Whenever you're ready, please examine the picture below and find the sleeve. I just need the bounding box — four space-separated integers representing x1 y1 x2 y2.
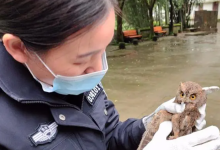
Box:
105 98 146 150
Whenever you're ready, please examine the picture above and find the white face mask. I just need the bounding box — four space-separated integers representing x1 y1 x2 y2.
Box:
26 52 108 95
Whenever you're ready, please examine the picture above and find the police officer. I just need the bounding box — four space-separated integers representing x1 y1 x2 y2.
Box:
0 1 219 150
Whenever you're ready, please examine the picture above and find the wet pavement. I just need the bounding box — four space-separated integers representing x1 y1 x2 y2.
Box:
104 28 220 129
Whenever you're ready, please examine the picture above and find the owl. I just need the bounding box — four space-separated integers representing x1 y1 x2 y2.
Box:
169 81 206 139
137 81 207 150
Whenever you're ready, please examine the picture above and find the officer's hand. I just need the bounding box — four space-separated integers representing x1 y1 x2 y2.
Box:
143 121 220 150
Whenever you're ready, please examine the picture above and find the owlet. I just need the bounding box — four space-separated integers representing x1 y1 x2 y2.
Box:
137 81 207 150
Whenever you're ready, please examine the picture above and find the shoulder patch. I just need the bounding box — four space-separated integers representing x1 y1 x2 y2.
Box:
85 84 103 106
99 82 108 97
30 122 58 146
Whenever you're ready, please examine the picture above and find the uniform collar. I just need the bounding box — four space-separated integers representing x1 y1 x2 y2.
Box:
0 42 72 106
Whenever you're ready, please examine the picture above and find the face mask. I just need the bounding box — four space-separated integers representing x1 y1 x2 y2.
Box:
26 52 108 95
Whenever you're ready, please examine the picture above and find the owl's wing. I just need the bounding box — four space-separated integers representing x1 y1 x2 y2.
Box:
202 86 220 95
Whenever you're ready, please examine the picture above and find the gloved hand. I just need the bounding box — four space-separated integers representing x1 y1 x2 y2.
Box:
153 86 220 130
143 121 220 150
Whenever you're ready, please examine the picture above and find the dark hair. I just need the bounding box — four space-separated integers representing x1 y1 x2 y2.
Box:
0 0 118 52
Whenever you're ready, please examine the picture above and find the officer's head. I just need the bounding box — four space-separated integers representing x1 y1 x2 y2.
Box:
1 0 117 85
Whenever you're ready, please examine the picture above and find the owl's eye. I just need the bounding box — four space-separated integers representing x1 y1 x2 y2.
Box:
190 94 196 100
180 92 184 98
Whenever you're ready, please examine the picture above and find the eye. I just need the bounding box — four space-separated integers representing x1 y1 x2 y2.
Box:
180 92 184 98
190 94 196 100
74 63 82 65
74 62 87 66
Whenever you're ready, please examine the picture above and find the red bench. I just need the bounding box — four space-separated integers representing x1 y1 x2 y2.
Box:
154 26 166 35
123 30 142 42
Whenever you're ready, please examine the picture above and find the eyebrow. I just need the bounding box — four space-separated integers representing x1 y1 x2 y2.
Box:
77 49 101 58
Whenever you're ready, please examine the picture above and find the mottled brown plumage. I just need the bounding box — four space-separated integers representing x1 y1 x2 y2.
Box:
137 81 207 150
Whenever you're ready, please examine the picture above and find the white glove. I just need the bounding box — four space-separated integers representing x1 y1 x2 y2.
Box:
203 86 220 94
155 97 186 114
153 86 219 130
144 121 220 150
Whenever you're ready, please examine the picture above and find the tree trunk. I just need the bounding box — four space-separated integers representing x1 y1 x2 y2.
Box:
169 0 174 34
186 1 193 27
116 0 126 43
155 7 158 25
149 8 154 38
144 0 156 38
180 9 183 32
182 7 186 29
158 4 161 26
165 0 169 25
116 15 123 43
186 17 190 28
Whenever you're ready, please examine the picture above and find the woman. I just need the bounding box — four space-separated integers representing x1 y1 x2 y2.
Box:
0 1 219 150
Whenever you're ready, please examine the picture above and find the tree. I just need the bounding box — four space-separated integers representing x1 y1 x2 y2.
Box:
143 0 157 38
123 0 150 29
157 3 161 26
173 0 181 23
156 0 167 26
164 0 170 25
183 0 201 28
173 0 202 28
169 0 174 34
116 0 126 43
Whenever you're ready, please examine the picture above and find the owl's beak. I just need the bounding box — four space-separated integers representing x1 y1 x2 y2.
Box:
182 98 187 103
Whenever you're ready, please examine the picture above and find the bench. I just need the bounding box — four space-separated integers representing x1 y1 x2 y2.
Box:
154 26 166 36
123 30 142 42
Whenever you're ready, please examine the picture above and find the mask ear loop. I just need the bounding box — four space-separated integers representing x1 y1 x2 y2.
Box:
35 53 57 77
102 52 108 70
23 48 56 78
25 63 40 81
22 46 41 81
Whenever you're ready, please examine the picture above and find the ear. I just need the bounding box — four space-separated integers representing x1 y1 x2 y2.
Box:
2 34 29 63
180 82 183 87
179 82 184 89
180 82 187 92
